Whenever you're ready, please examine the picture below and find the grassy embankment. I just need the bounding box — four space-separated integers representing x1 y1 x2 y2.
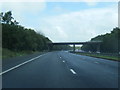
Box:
2 48 40 59
73 52 120 61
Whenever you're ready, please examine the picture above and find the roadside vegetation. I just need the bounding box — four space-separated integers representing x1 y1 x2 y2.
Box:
79 27 120 61
73 52 119 61
1 11 71 59
2 48 39 59
81 27 120 53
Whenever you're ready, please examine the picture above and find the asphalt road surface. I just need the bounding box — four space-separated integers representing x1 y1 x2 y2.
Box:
2 51 119 88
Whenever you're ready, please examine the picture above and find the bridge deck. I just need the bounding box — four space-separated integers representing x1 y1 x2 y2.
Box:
48 41 102 45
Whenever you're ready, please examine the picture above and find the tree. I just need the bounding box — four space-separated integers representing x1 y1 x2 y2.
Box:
2 11 52 52
2 11 13 24
0 12 3 23
81 27 120 53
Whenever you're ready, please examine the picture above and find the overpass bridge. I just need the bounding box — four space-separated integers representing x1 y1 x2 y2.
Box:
47 41 102 52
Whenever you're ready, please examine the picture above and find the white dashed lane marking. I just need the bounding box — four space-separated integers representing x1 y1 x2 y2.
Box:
62 61 65 63
70 69 77 74
94 62 99 64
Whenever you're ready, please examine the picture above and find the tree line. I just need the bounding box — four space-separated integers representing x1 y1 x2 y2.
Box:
1 11 51 52
1 11 71 52
81 27 120 53
2 23 52 51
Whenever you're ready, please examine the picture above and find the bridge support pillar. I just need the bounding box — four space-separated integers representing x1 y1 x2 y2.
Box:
73 44 75 52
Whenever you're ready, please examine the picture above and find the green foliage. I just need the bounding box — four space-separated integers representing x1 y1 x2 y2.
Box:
2 11 13 24
0 11 19 25
2 48 37 59
1 11 52 52
2 23 52 52
81 27 120 53
74 52 119 61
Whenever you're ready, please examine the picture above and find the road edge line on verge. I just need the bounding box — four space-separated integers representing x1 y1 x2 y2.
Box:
0 53 47 75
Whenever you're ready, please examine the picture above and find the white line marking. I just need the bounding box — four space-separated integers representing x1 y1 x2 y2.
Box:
0 54 45 75
70 69 77 74
62 60 65 63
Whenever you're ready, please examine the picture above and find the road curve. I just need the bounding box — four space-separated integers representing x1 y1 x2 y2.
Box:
2 51 119 88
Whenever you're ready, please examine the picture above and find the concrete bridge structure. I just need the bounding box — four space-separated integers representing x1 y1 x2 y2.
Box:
48 41 102 52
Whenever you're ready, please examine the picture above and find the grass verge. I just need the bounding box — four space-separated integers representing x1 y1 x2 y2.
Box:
2 48 40 59
72 52 120 61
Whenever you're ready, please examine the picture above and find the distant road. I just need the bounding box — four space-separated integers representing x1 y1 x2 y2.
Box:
2 51 119 88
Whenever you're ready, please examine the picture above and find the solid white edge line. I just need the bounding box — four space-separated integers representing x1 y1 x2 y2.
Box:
70 69 77 74
0 54 45 75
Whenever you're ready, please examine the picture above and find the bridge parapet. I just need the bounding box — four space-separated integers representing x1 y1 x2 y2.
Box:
48 41 102 45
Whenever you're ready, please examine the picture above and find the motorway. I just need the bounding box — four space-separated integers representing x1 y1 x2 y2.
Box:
2 51 119 88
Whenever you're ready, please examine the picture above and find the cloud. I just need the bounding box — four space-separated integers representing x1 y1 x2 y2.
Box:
0 1 117 42
39 6 117 42
0 2 46 27
83 0 118 6
45 0 118 2
1 2 46 14
55 26 68 39
0 0 118 2
83 0 99 6
0 0 45 2
53 6 63 12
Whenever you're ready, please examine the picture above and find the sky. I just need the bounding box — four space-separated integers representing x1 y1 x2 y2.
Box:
0 0 118 42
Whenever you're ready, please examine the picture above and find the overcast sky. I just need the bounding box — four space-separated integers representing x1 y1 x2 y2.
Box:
0 0 118 42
